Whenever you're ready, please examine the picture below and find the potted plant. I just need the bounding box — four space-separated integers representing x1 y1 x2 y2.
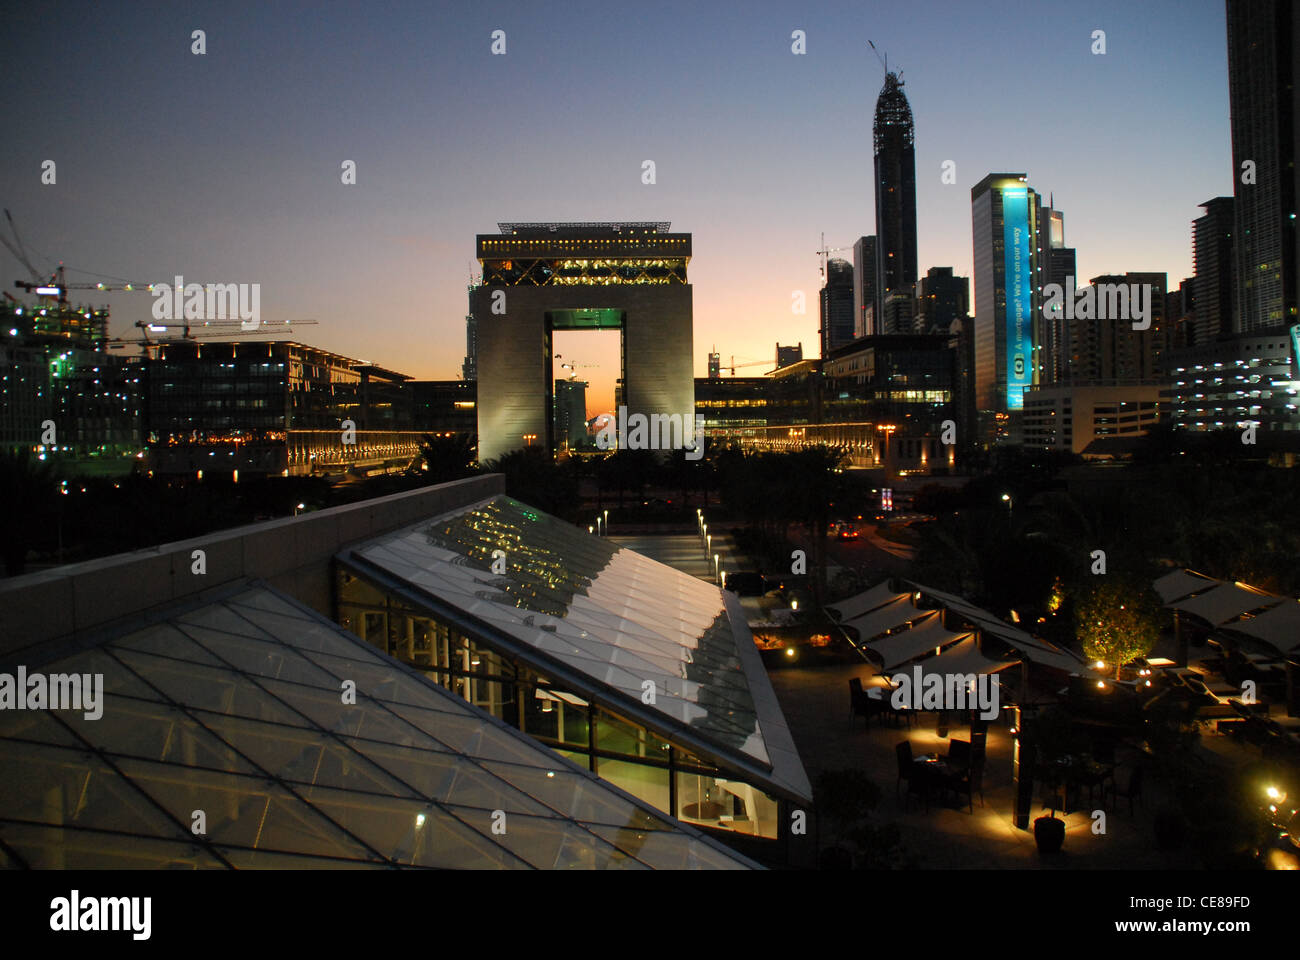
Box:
1034 790 1066 855
1028 709 1080 855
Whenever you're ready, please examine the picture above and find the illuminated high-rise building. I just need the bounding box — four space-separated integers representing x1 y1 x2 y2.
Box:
971 174 1043 436
1038 202 1076 384
873 72 918 331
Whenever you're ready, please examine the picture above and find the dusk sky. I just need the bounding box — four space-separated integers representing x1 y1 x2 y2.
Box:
2 1 1230 411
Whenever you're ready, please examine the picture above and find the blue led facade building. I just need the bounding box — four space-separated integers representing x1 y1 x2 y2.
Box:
971 174 1044 439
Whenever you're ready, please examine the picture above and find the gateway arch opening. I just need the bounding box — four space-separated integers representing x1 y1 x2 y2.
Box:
474 223 694 462
550 315 624 456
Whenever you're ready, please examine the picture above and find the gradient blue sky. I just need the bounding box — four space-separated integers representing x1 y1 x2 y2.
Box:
1 0 1231 409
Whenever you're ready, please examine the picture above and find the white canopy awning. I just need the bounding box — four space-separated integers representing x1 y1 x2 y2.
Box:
865 612 972 670
904 579 1086 673
1153 568 1218 604
842 596 923 642
826 582 908 623
909 637 1017 680
1220 599 1300 655
1169 582 1281 626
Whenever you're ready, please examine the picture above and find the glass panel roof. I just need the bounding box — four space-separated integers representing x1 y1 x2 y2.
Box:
349 496 770 765
0 584 755 870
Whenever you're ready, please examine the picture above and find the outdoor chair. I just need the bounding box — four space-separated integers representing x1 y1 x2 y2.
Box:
947 739 971 773
848 678 873 729
905 758 932 811
1107 764 1144 815
895 741 914 797
952 760 984 812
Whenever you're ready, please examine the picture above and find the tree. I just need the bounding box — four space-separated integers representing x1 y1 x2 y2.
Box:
479 447 579 518
418 433 478 484
1075 577 1161 679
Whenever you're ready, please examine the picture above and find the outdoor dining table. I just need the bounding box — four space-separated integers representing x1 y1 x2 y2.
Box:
1041 755 1114 812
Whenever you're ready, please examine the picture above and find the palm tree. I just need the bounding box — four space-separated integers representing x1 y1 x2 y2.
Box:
417 432 478 483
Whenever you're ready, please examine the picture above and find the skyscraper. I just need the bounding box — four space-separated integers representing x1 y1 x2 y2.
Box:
873 72 918 331
553 377 588 451
1193 197 1237 345
819 257 856 356
915 267 970 336
1226 0 1299 333
1039 202 1076 385
971 174 1043 429
1065 272 1168 382
852 235 876 338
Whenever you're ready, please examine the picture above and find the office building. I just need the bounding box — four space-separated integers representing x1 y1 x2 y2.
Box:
852 236 877 338
1193 197 1238 345
1 300 141 465
1061 273 1168 382
1023 382 1165 455
1227 0 1299 333
819 257 856 356
553 377 588 451
474 223 693 461
874 72 918 328
972 174 1043 436
915 267 969 336
143 341 442 477
1163 331 1300 432
1038 203 1076 385
880 288 916 336
775 343 803 370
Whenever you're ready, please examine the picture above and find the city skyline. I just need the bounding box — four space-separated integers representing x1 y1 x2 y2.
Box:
1 0 1231 403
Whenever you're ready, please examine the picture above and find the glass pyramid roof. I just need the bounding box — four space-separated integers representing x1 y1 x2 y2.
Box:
348 496 774 766
0 585 757 870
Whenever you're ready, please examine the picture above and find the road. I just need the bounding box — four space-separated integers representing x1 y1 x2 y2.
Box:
788 523 916 589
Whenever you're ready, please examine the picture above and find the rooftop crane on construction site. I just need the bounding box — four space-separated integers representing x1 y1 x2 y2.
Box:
3 209 317 346
726 356 775 376
816 232 852 282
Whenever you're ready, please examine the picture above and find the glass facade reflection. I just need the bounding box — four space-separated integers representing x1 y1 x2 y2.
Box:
337 561 783 840
0 585 756 870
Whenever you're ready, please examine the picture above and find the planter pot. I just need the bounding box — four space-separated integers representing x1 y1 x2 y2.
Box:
1034 814 1065 855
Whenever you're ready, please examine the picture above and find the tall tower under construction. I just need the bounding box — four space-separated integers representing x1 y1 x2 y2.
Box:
873 70 918 333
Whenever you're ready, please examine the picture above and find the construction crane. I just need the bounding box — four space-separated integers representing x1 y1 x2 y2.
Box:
816 232 852 282
727 356 775 376
3 211 317 345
